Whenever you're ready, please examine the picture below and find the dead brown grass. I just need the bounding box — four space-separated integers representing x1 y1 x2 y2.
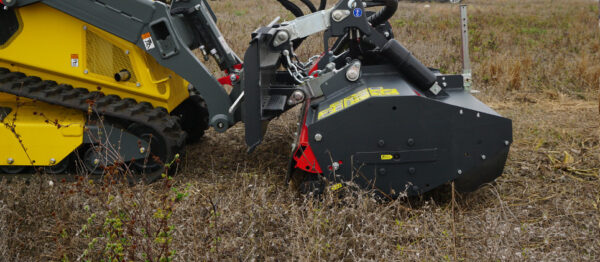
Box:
1 0 599 260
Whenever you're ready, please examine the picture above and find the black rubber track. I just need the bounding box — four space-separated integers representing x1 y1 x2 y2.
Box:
0 67 187 182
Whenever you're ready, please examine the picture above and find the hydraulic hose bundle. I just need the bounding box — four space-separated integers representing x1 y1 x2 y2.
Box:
276 0 326 16
276 0 305 17
368 0 398 26
276 0 399 50
276 0 398 25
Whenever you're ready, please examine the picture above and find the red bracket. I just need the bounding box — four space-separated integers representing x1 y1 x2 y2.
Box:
292 100 322 174
218 63 243 86
218 75 238 86
307 53 325 78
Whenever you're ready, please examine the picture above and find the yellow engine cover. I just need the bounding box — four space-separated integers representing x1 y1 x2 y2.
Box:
0 94 84 166
0 3 189 112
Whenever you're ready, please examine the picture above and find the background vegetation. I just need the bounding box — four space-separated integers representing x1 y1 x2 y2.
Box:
1 0 599 260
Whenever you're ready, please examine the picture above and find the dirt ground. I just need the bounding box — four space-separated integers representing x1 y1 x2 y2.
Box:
1 0 599 261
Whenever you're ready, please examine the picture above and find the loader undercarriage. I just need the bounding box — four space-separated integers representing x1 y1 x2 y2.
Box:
0 68 189 180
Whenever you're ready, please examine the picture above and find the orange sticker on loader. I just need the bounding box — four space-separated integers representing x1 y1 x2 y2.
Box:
141 32 155 50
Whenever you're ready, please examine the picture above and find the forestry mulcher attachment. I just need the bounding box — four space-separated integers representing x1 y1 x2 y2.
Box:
0 0 512 196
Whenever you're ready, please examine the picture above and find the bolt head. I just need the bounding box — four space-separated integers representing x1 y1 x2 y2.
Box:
332 162 340 171
314 133 323 142
83 69 89 74
7 158 14 165
477 112 481 118
276 31 289 42
459 109 464 115
457 169 463 175
332 10 344 21
217 122 225 129
50 158 56 165
346 70 359 81
347 0 357 8
377 140 385 147
346 62 361 82
136 82 141 87
289 90 305 104
378 168 386 175
332 11 341 18
140 147 146 154
504 140 510 146
407 138 415 147
481 155 486 160
408 167 416 175
229 74 237 82
93 159 100 166
292 91 304 100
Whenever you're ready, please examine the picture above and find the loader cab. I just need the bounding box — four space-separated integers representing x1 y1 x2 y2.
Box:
0 8 20 47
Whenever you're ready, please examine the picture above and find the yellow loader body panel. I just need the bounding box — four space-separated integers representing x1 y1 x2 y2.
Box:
0 93 84 166
0 3 189 112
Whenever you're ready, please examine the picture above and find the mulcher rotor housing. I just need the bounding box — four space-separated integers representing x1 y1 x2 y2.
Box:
0 0 512 196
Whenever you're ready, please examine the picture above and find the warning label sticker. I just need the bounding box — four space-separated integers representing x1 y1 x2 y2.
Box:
70 54 79 67
368 86 400 97
343 89 370 108
380 154 393 160
141 32 155 50
317 87 401 120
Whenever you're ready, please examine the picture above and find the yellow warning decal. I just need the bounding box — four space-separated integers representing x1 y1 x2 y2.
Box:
317 87 401 120
317 100 345 120
368 86 400 96
343 89 370 107
330 183 343 191
381 154 393 160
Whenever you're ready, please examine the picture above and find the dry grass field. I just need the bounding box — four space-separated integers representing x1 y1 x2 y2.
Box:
1 0 599 261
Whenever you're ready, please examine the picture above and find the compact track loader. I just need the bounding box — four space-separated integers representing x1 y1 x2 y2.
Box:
0 0 512 196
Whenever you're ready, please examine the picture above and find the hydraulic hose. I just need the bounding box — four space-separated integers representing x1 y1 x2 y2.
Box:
299 0 317 13
332 0 398 53
381 39 437 91
318 0 327 10
367 0 398 26
277 0 305 18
